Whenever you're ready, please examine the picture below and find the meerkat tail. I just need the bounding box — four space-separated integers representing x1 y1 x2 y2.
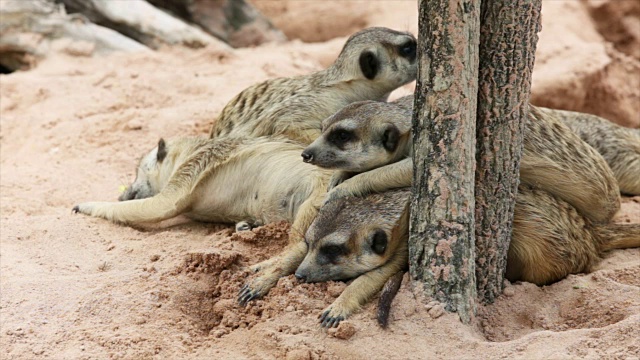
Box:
377 270 405 328
598 224 640 251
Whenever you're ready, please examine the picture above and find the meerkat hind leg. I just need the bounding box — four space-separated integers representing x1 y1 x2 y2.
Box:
73 191 189 224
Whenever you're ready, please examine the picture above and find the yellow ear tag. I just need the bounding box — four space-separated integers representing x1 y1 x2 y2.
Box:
118 185 128 193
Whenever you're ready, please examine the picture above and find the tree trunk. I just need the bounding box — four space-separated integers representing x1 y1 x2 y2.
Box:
409 0 480 324
474 0 541 303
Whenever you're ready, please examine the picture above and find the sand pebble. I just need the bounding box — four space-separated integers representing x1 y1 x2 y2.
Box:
328 322 356 340
503 287 515 297
428 304 445 319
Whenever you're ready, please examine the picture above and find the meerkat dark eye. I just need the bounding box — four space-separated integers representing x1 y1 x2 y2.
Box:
328 129 355 148
371 229 388 255
398 40 416 61
320 245 345 261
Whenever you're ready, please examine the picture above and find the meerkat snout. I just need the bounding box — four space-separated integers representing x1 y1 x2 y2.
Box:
301 150 314 163
294 270 307 282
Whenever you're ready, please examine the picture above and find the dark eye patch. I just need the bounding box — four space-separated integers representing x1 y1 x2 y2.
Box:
328 128 355 149
371 229 388 255
320 244 346 263
398 40 416 60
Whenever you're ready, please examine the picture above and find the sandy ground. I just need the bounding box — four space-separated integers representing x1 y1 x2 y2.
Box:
2 1 640 359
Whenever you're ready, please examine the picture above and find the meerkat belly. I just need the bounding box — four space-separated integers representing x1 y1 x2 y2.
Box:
186 150 319 225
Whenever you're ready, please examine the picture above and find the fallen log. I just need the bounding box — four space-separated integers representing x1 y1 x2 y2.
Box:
147 0 287 47
0 0 148 71
57 0 229 49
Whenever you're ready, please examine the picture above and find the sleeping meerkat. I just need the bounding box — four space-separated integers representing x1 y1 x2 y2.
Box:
295 189 410 328
543 108 640 195
302 98 626 224
300 186 640 328
209 27 418 145
73 136 331 226
73 136 333 302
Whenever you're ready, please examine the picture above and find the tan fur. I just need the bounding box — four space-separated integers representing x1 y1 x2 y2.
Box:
305 99 623 224
521 106 620 224
75 137 331 226
209 27 418 145
74 137 333 301
307 185 639 327
538 107 640 195
296 189 410 327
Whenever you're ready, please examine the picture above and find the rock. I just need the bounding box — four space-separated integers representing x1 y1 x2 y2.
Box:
328 321 356 340
428 304 445 319
503 286 515 297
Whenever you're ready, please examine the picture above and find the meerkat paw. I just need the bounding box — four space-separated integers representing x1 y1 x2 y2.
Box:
238 274 278 306
235 221 252 232
319 305 351 328
72 202 107 217
323 187 349 205
328 171 352 190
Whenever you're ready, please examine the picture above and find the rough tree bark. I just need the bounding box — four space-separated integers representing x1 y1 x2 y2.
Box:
474 0 542 303
409 0 480 324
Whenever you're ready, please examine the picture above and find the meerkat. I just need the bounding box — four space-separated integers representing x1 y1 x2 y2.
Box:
294 189 410 328
537 107 640 195
73 136 329 226
299 186 640 328
208 27 418 145
302 99 625 224
73 136 332 302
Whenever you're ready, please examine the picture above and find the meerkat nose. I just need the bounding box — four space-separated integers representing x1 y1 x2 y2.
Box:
301 151 314 163
294 272 307 282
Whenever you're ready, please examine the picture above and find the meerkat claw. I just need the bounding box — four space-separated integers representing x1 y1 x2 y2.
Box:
237 286 258 306
319 309 344 328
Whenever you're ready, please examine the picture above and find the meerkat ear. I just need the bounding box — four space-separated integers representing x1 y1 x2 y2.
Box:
382 123 400 152
371 229 388 255
359 50 379 80
157 138 167 162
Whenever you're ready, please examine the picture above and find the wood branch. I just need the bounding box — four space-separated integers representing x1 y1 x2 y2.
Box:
409 0 480 324
57 0 229 49
0 0 148 71
474 0 542 304
147 0 286 47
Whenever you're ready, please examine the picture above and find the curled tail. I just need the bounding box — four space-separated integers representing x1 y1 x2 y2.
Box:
598 224 640 251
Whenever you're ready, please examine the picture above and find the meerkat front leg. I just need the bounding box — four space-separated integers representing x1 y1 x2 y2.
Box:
319 242 408 328
328 170 353 190
239 181 326 305
324 158 412 205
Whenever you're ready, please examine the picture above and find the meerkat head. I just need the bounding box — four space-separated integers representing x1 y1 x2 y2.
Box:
295 189 410 283
118 138 185 201
331 27 417 90
301 100 412 171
